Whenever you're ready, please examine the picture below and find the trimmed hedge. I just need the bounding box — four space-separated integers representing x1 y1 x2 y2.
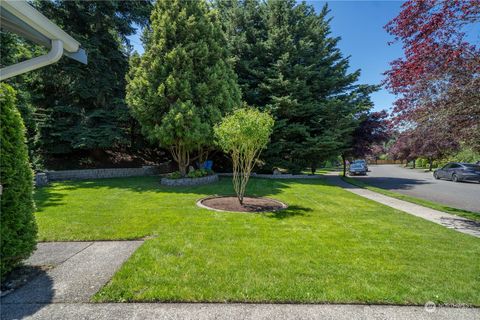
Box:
0 83 37 279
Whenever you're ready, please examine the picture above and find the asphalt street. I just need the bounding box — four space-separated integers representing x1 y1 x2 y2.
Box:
349 165 480 213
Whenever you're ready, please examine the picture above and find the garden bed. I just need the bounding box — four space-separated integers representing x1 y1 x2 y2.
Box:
161 174 218 187
197 196 287 212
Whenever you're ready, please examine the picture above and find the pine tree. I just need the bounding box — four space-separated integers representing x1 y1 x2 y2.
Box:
215 0 269 107
218 0 376 172
28 0 151 156
126 0 241 175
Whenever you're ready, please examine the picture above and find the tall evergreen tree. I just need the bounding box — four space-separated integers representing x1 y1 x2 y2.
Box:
0 32 42 168
218 0 376 172
0 84 37 279
27 0 151 156
126 0 241 175
215 0 269 107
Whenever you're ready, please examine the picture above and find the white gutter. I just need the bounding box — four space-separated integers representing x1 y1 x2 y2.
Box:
1 0 80 53
0 40 63 81
0 0 87 81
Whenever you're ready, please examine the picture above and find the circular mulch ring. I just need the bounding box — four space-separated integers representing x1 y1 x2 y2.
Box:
197 196 287 213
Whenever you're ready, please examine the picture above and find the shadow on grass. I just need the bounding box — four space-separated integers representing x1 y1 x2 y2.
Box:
263 204 313 219
34 176 330 219
34 185 78 209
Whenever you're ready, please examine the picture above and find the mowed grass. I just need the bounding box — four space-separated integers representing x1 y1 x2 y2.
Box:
34 177 480 305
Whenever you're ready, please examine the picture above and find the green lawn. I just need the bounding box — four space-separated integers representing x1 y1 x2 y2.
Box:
341 175 480 222
34 177 480 305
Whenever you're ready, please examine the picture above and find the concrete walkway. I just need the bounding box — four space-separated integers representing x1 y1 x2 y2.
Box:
1 241 142 307
325 174 480 238
1 302 478 320
2 229 479 319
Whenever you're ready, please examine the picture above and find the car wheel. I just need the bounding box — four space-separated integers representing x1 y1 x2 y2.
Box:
433 172 439 180
452 174 459 182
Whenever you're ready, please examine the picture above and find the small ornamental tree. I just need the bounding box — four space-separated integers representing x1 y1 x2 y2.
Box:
0 84 37 279
214 108 274 205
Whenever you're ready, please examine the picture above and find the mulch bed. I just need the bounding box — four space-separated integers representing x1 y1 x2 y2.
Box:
200 196 287 213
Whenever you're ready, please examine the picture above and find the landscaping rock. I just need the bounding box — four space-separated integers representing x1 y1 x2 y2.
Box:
161 174 219 187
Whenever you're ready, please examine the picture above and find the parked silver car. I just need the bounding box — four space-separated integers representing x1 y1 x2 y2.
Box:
352 159 368 172
433 162 480 183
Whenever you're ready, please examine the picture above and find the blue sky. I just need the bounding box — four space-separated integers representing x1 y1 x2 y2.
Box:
311 1 404 112
128 1 405 112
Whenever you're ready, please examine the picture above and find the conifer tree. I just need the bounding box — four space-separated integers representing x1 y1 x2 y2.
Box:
127 0 241 175
0 84 37 279
218 0 376 172
28 0 151 155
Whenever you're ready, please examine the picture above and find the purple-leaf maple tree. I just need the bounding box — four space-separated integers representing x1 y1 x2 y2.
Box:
351 110 391 159
385 0 480 151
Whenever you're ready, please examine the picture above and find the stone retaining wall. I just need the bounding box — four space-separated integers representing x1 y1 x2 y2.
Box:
218 173 323 179
161 174 219 187
35 165 162 187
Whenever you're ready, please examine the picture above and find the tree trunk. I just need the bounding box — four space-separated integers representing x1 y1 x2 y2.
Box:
342 154 346 177
170 144 190 177
311 163 316 175
429 158 433 171
179 163 187 176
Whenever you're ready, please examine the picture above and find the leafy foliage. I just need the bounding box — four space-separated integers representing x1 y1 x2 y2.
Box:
350 111 390 159
127 0 241 175
215 108 274 204
187 169 214 179
0 84 37 279
0 32 43 169
388 124 460 170
385 0 480 151
167 169 214 179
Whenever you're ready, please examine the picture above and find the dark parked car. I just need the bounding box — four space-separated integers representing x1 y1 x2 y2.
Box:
434 162 480 183
348 163 367 176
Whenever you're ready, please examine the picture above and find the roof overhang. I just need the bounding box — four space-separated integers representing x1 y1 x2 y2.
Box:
0 0 87 80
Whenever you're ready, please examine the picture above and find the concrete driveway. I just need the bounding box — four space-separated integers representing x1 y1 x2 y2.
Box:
349 165 480 213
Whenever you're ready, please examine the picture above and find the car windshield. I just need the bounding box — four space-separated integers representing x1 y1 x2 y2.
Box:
463 164 480 170
351 164 364 168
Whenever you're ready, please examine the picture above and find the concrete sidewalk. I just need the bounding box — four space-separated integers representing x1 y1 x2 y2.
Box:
1 241 143 305
325 174 480 238
1 302 478 320
2 230 478 319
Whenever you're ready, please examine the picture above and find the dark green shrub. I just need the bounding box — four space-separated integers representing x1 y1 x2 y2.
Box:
0 83 37 279
168 168 214 179
186 171 197 178
186 168 212 178
167 171 182 179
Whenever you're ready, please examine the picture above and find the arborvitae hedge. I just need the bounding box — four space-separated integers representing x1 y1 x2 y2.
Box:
0 83 37 279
